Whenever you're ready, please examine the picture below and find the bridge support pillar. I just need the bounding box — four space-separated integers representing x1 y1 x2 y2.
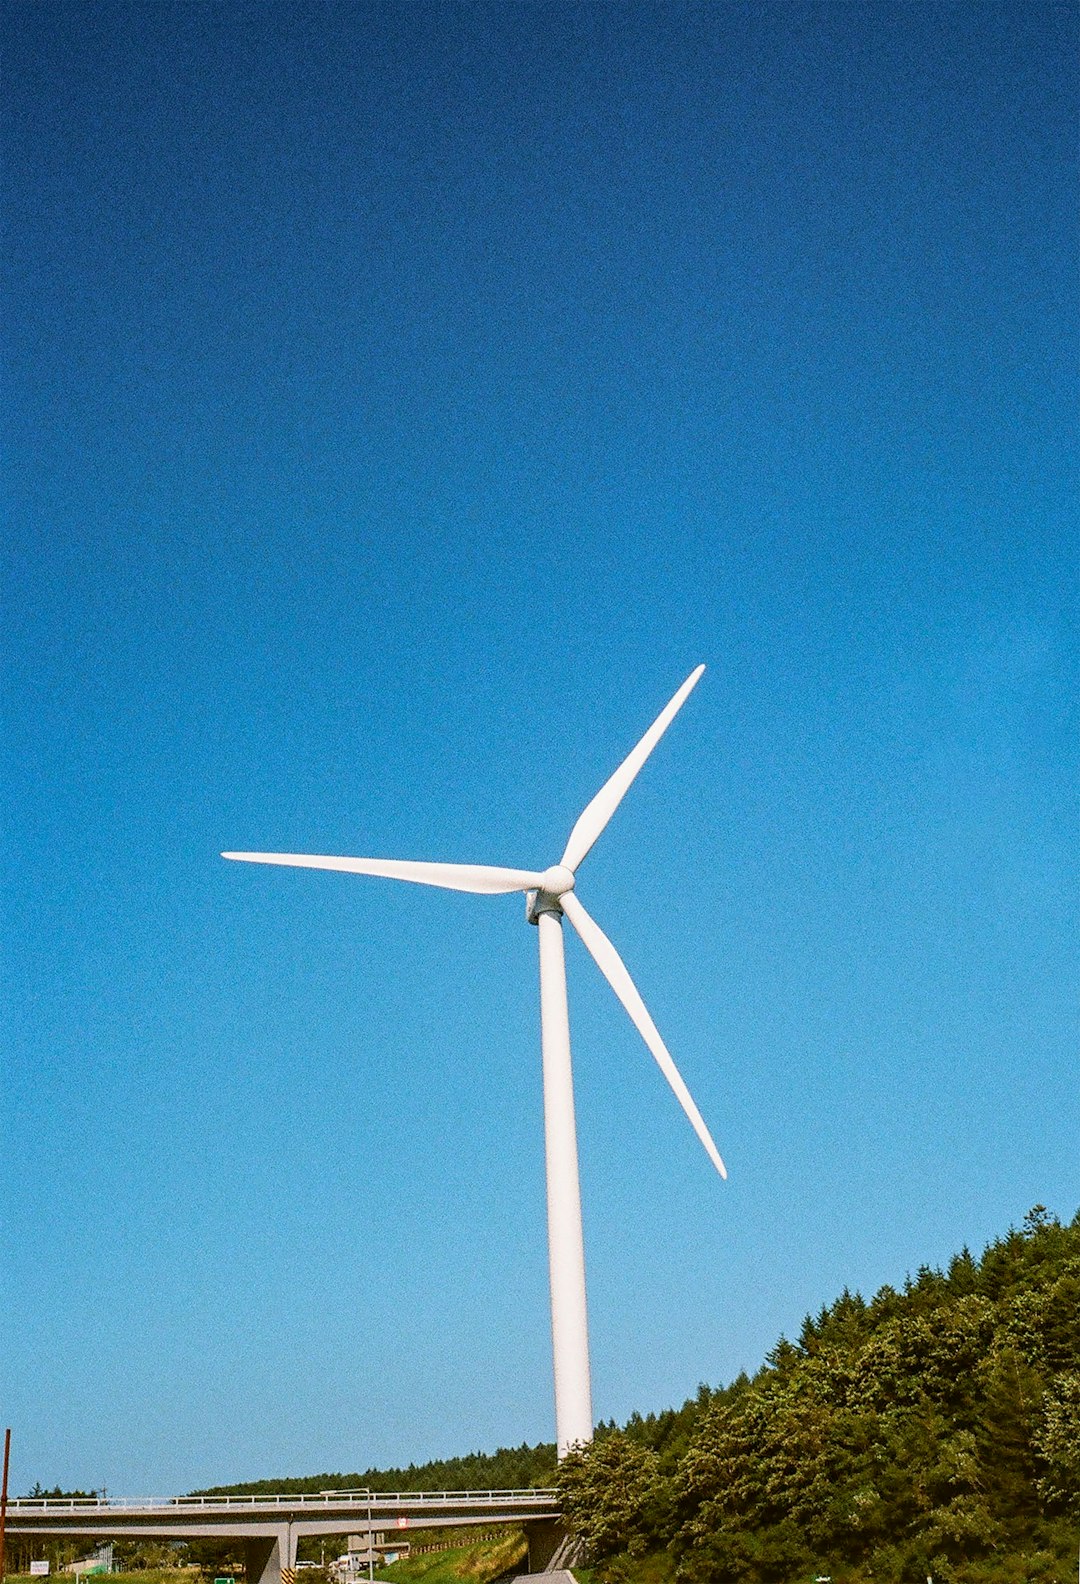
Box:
245 1525 296 1584
523 1518 565 1573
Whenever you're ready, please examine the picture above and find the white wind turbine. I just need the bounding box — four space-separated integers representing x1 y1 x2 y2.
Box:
223 665 726 1457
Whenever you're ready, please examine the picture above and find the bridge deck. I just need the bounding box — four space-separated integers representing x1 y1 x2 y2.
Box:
3 1489 562 1548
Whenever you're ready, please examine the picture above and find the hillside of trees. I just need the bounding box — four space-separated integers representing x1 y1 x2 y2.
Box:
191 1441 558 1498
557 1205 1079 1584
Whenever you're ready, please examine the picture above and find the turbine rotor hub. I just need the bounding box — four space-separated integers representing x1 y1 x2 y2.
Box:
541 864 575 896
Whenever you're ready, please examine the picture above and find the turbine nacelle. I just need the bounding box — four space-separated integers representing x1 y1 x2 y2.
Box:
526 865 577 924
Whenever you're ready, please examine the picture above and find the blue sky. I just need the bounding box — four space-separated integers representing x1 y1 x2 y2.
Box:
3 0 1077 1496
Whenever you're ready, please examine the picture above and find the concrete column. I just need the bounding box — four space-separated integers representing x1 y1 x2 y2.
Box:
244 1525 295 1584
524 1518 565 1573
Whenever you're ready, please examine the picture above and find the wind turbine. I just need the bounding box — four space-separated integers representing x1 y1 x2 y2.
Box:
223 664 726 1458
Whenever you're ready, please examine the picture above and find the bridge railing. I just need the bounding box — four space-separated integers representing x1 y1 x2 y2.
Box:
6 1489 559 1513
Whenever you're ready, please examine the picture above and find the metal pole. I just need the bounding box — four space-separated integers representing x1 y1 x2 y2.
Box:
0 1427 11 1584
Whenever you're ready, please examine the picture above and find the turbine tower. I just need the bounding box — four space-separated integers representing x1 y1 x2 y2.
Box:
224 665 725 1457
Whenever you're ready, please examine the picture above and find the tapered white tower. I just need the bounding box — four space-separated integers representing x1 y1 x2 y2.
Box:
535 900 593 1453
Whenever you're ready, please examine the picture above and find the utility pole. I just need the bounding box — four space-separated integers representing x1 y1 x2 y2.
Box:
0 1426 12 1584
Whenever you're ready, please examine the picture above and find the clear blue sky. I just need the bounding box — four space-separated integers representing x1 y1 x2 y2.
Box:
3 0 1076 1496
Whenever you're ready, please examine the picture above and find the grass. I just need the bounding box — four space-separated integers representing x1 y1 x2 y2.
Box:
375 1528 528 1584
3 1576 200 1584
0 1534 532 1584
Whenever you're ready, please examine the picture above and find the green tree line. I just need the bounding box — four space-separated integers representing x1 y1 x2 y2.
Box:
191 1441 558 1499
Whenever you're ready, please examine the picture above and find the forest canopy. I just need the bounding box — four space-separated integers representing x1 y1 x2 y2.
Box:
557 1206 1080 1583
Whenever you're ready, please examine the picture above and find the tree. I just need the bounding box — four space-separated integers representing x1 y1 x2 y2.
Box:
1034 1371 1080 1517
555 1432 664 1560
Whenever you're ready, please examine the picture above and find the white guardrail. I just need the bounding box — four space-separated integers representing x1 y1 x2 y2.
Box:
7 1490 558 1512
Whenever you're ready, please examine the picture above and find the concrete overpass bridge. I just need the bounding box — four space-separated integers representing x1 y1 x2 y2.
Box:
3 1490 565 1584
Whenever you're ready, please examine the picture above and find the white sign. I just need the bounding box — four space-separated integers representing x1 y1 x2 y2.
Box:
31 1562 50 1575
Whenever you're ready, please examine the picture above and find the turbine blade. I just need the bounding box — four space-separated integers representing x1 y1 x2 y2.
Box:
221 853 546 895
560 891 727 1178
560 665 705 873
